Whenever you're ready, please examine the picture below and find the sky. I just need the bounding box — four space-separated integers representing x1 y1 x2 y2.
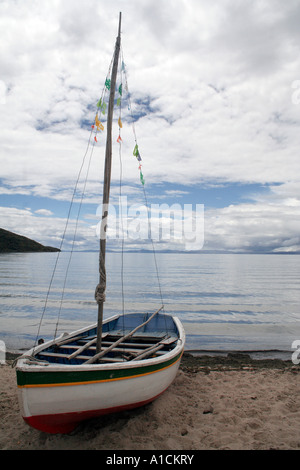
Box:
1 0 300 253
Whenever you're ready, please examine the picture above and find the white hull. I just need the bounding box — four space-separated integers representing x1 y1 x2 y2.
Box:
16 314 185 433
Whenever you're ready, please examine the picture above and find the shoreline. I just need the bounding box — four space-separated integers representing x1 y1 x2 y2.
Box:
181 351 296 371
6 349 295 369
1 352 299 450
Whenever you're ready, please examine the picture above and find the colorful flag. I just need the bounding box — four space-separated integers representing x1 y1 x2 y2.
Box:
105 78 111 90
118 84 122 96
117 135 122 143
95 115 104 131
133 144 139 156
118 117 123 128
140 171 145 185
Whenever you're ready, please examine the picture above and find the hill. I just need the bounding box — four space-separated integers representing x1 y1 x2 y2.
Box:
0 228 60 253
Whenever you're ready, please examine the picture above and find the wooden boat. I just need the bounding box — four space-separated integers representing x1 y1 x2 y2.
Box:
15 12 185 434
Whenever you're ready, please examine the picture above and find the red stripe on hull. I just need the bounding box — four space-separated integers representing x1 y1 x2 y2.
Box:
23 389 166 434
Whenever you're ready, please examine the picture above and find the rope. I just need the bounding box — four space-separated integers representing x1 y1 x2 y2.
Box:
33 128 95 351
120 47 165 313
142 185 165 308
33 55 114 350
95 250 106 303
114 52 126 340
53 134 96 340
118 65 125 319
34 45 166 350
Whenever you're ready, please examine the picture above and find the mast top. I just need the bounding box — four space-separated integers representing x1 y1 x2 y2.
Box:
118 12 122 39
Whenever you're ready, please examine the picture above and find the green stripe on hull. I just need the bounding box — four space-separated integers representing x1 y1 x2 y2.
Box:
17 351 182 387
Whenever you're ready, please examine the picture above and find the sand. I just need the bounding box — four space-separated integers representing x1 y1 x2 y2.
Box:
0 353 299 451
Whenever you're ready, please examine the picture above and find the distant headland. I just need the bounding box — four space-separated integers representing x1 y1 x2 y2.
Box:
0 228 60 253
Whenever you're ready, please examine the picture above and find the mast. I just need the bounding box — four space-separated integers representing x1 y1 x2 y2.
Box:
95 12 122 354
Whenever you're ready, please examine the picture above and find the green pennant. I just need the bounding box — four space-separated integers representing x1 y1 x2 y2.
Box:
118 84 122 96
97 98 102 108
117 97 121 107
133 144 139 156
105 78 111 90
101 102 106 115
140 171 145 185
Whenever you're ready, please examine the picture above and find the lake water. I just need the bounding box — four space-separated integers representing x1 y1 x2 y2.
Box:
0 251 299 359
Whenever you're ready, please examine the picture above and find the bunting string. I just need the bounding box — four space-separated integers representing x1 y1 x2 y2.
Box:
117 48 164 312
92 45 163 324
91 47 146 184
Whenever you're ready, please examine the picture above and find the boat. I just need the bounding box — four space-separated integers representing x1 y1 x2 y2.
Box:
15 12 185 434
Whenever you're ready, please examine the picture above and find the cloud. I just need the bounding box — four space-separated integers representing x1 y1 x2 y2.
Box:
204 187 300 253
35 209 54 216
0 206 98 251
0 0 300 252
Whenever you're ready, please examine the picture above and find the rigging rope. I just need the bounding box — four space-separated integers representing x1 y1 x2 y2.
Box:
117 60 125 319
35 47 166 347
53 135 96 340
120 47 165 312
33 127 95 350
34 58 113 348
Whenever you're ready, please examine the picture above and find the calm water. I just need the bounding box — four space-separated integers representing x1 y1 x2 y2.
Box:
0 252 300 358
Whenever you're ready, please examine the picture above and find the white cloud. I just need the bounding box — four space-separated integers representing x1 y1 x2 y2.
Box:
35 209 54 216
0 0 300 252
205 194 300 253
0 206 98 251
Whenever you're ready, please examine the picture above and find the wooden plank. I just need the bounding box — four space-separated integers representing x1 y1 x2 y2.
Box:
37 346 167 364
72 344 153 357
85 306 164 364
54 335 85 347
67 333 109 360
58 342 156 353
38 352 91 361
130 336 177 361
85 339 163 348
131 344 165 361
41 343 164 361
67 338 97 360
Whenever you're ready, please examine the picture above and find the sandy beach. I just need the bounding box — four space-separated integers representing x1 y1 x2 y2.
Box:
0 352 299 451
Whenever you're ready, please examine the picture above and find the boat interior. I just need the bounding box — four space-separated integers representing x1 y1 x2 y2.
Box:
34 313 180 365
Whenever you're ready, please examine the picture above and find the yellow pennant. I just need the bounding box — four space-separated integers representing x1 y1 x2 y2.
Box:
95 115 104 131
118 117 123 128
